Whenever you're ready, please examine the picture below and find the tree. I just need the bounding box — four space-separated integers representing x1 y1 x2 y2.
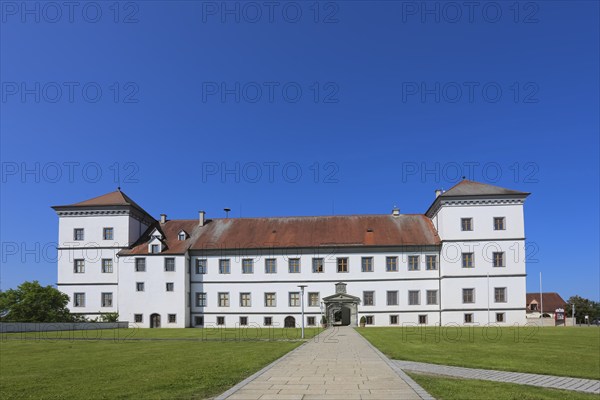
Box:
565 295 600 323
0 281 74 322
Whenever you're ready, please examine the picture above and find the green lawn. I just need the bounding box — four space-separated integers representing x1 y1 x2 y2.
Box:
357 326 600 379
407 372 599 400
0 328 321 399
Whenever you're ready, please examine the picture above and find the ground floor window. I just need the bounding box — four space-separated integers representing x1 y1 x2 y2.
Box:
264 317 272 326
418 315 427 324
464 313 473 323
307 316 316 326
390 315 399 325
168 314 176 323
365 316 374 325
134 314 143 323
496 312 505 323
194 316 204 326
217 316 225 326
240 316 248 326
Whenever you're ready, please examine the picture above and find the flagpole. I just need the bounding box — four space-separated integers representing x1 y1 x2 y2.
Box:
540 272 543 319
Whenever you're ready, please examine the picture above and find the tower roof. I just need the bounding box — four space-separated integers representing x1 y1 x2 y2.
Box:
52 189 154 220
439 179 530 197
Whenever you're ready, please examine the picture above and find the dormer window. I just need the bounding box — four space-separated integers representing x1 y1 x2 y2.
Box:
151 244 159 254
178 230 187 241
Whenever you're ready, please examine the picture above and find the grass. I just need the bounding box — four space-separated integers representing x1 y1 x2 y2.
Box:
357 326 600 379
407 372 599 400
0 327 321 399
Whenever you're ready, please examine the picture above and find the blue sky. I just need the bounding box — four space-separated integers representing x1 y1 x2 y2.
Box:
1 1 598 301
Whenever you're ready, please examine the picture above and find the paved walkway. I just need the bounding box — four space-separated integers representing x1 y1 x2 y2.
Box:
217 326 432 400
394 360 600 395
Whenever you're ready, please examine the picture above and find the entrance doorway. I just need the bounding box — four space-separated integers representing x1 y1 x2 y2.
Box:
284 316 296 328
333 306 351 326
150 313 161 328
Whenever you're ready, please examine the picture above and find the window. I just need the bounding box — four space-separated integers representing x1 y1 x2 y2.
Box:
265 293 276 307
219 259 230 274
73 228 84 241
462 253 474 268
461 218 473 231
74 259 85 273
101 259 113 273
494 217 506 230
101 292 113 307
194 316 204 326
239 316 248 326
136 282 144 292
166 282 174 292
216 316 225 326
493 252 505 267
424 255 437 271
196 292 207 307
307 316 316 326
418 315 427 324
390 315 399 325
463 288 475 303
168 314 176 323
195 259 207 274
426 290 438 305
337 258 348 273
530 303 538 311
265 258 277 274
135 258 146 272
151 244 160 254
495 287 507 303
464 313 474 323
365 316 374 325
496 313 505 322
218 292 230 307
361 257 373 272
387 291 398 306
312 258 324 273
408 255 419 271
288 258 300 273
240 292 251 307
73 292 85 307
363 291 374 306
386 256 398 272
408 290 420 305
134 314 143 323
164 258 175 272
264 317 272 326
289 292 300 307
103 227 113 240
308 292 320 307
242 259 253 274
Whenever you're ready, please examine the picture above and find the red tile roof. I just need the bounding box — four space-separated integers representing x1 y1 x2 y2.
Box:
120 214 441 255
52 189 153 219
526 292 567 313
440 179 530 197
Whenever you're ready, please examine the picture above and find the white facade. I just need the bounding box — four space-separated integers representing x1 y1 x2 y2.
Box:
53 181 530 328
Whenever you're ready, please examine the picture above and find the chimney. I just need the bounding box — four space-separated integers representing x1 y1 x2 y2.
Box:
392 206 400 217
199 211 206 227
435 189 443 198
160 214 167 224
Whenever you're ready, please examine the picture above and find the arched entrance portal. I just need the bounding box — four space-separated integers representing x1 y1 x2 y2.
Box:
323 282 361 327
284 316 296 328
333 306 352 326
150 313 161 328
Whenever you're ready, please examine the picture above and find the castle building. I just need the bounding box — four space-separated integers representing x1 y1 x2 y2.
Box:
52 180 530 328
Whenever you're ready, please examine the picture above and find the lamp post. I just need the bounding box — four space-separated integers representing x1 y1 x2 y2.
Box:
298 285 307 339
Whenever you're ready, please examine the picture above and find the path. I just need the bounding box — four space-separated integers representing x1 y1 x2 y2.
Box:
217 326 432 400
394 360 600 395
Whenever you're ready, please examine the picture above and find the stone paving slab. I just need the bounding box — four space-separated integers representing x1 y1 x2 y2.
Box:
394 360 600 395
217 327 432 399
